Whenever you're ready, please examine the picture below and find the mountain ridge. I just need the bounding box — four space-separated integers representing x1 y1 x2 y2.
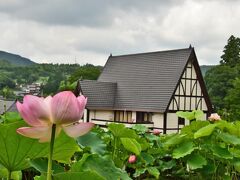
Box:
0 50 36 66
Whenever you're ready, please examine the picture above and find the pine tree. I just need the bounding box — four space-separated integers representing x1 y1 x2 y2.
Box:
220 35 240 67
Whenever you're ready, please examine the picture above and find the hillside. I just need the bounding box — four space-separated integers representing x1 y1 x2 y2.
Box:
200 65 215 77
0 50 36 66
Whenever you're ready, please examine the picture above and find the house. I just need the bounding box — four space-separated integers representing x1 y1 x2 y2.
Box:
23 83 42 96
0 99 17 115
78 47 212 133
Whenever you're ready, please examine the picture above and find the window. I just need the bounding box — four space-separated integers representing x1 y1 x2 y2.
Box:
178 117 185 125
136 112 152 122
115 111 132 122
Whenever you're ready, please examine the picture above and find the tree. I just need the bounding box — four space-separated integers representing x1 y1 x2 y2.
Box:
0 73 16 89
220 35 240 67
204 35 240 121
42 72 64 95
224 78 240 120
205 65 237 111
68 64 102 83
0 86 16 99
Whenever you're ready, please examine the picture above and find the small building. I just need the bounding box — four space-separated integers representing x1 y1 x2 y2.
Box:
0 99 16 115
78 47 212 133
25 83 41 96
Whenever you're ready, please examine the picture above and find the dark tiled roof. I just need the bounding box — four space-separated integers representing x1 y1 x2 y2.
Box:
80 80 117 109
81 48 193 112
6 101 18 112
0 100 16 114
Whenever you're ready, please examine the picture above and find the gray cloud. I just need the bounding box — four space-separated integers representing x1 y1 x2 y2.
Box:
0 0 239 65
0 0 178 27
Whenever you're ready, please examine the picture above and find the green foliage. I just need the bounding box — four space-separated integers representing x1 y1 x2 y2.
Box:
218 132 240 145
131 124 148 134
108 123 137 138
172 141 195 159
220 35 240 67
29 158 64 175
146 167 160 179
204 35 240 120
42 71 64 95
77 131 107 155
0 117 79 172
68 64 102 83
200 65 215 77
194 124 217 139
3 110 240 179
120 138 141 155
53 171 105 180
0 164 22 180
0 63 102 96
71 154 130 180
224 77 240 120
205 64 237 111
0 51 35 66
0 73 16 89
187 153 207 170
0 112 22 123
0 86 16 99
176 110 204 121
0 121 48 171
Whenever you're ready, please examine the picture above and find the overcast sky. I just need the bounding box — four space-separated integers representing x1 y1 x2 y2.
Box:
0 0 239 65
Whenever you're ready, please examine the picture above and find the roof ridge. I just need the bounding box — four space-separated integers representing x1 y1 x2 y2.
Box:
111 47 193 58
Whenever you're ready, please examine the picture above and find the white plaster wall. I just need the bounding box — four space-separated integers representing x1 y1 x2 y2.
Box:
202 113 207 120
192 67 197 79
83 109 88 122
152 113 164 128
202 99 208 111
186 67 192 79
89 110 96 120
167 113 178 128
179 97 184 110
132 111 136 122
196 81 202 96
94 110 114 120
185 80 191 95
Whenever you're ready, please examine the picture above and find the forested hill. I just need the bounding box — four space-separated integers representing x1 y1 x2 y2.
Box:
200 65 215 77
0 50 36 66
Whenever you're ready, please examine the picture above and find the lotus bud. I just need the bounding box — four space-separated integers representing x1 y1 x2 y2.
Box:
128 155 137 164
208 113 221 122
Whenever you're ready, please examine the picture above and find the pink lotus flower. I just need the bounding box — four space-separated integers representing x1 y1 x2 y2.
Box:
128 155 137 164
153 129 161 135
16 91 94 142
208 113 221 122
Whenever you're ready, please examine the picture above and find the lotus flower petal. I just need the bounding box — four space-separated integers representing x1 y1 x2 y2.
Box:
16 91 92 143
17 95 52 126
38 125 62 142
51 91 83 124
17 125 62 142
17 101 44 126
77 96 87 118
62 122 94 137
17 126 51 141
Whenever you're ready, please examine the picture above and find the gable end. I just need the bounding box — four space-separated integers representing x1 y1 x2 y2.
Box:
165 48 212 114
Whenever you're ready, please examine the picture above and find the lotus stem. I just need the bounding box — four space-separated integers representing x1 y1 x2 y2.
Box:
47 124 56 180
7 170 11 180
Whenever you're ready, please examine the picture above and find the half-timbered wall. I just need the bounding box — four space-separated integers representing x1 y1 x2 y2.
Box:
168 61 208 112
165 60 208 133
